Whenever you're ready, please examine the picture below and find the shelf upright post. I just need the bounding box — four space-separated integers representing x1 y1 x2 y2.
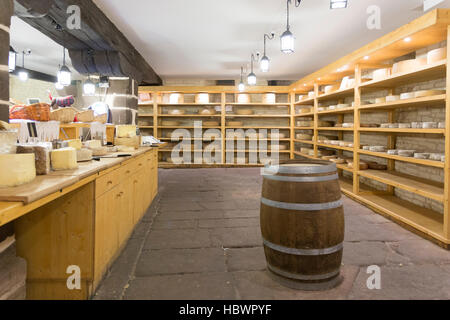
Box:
313 83 319 158
290 91 296 160
444 25 450 240
387 90 396 195
153 92 159 139
221 91 226 165
353 64 362 194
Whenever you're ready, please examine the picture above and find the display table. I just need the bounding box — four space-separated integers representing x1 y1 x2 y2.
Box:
0 147 160 300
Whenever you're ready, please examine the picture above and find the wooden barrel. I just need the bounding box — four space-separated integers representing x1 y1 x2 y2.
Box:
260 160 345 291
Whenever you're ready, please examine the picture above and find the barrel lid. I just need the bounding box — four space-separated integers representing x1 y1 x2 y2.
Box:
264 160 337 174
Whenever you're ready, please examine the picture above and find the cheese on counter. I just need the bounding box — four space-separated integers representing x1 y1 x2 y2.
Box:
16 145 51 175
51 147 78 171
0 154 36 187
91 147 108 157
67 139 82 150
114 136 140 149
84 140 102 149
116 125 137 138
76 148 93 162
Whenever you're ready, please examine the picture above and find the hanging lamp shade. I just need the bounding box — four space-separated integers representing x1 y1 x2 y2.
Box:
281 29 295 54
58 65 71 86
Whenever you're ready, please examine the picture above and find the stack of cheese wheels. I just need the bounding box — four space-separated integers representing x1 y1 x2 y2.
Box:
227 120 243 127
392 58 427 74
236 93 251 104
372 68 390 81
324 84 340 94
51 147 78 171
162 120 181 126
427 47 447 64
169 109 185 115
347 160 368 170
169 93 183 104
262 93 276 104
195 93 209 104
116 125 137 138
0 154 36 187
199 108 216 115
236 109 254 115
414 89 446 98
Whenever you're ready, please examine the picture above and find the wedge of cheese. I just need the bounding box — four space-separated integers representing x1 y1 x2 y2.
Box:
84 140 102 149
116 125 137 138
67 139 82 150
51 147 78 171
0 154 36 187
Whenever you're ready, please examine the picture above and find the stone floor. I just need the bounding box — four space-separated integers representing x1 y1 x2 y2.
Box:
94 168 450 300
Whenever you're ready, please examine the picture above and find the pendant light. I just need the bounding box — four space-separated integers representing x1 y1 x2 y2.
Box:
8 46 16 72
18 51 28 82
330 0 348 9
281 0 301 54
261 33 275 73
247 54 258 86
83 76 96 95
238 67 246 92
58 45 71 86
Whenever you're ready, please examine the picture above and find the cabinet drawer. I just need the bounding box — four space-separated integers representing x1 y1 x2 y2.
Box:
96 170 119 197
118 161 134 179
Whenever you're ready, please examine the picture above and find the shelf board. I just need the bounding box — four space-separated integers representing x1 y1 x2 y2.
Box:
225 126 291 129
227 103 290 106
158 103 220 106
159 162 265 168
159 114 221 117
358 127 445 134
225 114 290 118
294 127 314 130
294 113 315 117
358 169 444 202
294 98 315 106
225 138 291 141
318 127 354 131
360 59 447 89
317 143 354 152
293 151 316 160
159 138 222 141
359 94 446 112
318 107 354 115
158 126 221 129
225 150 291 153
358 149 444 168
293 139 315 145
318 87 354 100
138 113 154 117
138 126 154 129
159 149 222 153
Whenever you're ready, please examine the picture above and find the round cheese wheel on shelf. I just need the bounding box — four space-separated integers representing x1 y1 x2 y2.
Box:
203 121 219 127
296 134 312 140
427 48 447 64
438 122 446 129
236 93 250 104
392 58 427 74
398 150 416 157
387 150 398 155
0 154 36 187
398 123 411 129
199 108 216 115
414 90 446 98
195 93 209 104
386 95 401 102
168 109 185 115
400 92 415 100
297 121 313 127
429 153 444 161
375 97 387 104
162 120 181 126
324 85 340 94
414 153 430 159
262 93 276 104
228 121 243 127
372 68 390 81
422 122 438 129
236 109 254 115
51 147 78 171
369 146 386 152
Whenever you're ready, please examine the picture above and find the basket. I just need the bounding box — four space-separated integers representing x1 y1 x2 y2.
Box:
50 107 77 123
94 113 108 124
76 110 94 122
10 103 51 121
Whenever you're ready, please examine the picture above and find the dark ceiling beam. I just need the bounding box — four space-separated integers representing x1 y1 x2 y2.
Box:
14 0 162 85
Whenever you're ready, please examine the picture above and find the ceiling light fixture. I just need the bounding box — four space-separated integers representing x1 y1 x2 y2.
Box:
330 0 348 9
364 56 370 60
281 0 301 54
261 32 275 72
55 82 64 90
18 50 29 82
247 54 258 86
404 37 412 42
238 67 246 92
83 76 96 95
8 46 16 72
99 76 110 88
58 46 72 86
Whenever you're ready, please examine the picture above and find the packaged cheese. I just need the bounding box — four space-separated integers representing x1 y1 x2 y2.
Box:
16 144 51 175
67 139 82 150
116 125 137 138
76 148 93 162
0 154 36 187
51 147 78 171
0 131 18 154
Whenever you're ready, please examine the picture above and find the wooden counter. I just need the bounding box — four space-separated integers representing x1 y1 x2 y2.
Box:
0 147 159 300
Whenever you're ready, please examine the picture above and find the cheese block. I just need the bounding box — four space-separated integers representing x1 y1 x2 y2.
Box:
342 123 354 128
91 147 108 157
386 95 401 102
387 150 398 155
84 140 102 149
0 131 18 154
427 48 447 64
117 146 136 153
0 154 36 187
369 146 386 152
76 148 93 162
430 153 444 161
16 145 51 175
67 139 82 150
115 136 141 149
199 108 216 115
414 153 430 159
400 92 415 100
392 58 427 74
411 122 422 129
398 150 416 157
398 123 412 129
414 89 446 98
372 68 390 81
116 125 137 138
51 147 78 171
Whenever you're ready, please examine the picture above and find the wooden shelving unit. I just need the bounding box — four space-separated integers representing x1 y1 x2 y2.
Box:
138 10 450 247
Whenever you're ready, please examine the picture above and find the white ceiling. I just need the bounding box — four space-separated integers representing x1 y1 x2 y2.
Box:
10 1 450 81
10 17 82 80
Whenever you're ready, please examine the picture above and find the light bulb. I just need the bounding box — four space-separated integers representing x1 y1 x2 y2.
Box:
18 70 28 82
281 30 295 54
58 65 71 86
83 79 96 95
260 56 270 73
238 81 246 92
247 73 257 86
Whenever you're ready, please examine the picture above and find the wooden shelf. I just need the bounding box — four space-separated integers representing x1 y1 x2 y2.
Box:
225 150 291 153
294 98 315 105
318 107 354 115
138 113 154 117
294 113 315 117
227 103 290 106
358 169 444 202
318 127 354 131
360 59 447 89
225 126 290 129
159 138 222 141
159 114 221 117
359 94 446 112
294 127 314 130
358 127 445 134
358 149 445 168
318 87 354 100
226 138 291 141
293 139 314 145
158 126 221 129
317 143 354 152
138 126 154 129
158 103 220 106
225 114 290 118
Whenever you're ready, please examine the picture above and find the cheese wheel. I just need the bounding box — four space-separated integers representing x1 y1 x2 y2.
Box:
414 90 446 98
116 125 137 138
84 140 102 149
77 148 93 162
296 134 312 140
51 147 78 171
427 48 447 64
375 97 386 104
414 153 430 159
67 139 82 150
308 91 315 99
324 85 340 94
228 121 243 127
337 104 350 109
386 95 401 102
199 108 216 115
169 93 183 104
369 146 386 152
400 92 415 100
392 58 427 74
398 150 415 157
195 93 209 104
372 68 390 81
262 93 276 104
168 109 185 115
297 121 313 127
422 122 438 129
398 123 411 129
203 121 219 126
0 154 36 187
236 93 250 104
236 109 254 115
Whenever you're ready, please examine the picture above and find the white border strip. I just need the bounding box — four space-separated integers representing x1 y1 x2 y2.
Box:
267 263 340 281
264 238 343 256
261 197 342 211
262 173 339 183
